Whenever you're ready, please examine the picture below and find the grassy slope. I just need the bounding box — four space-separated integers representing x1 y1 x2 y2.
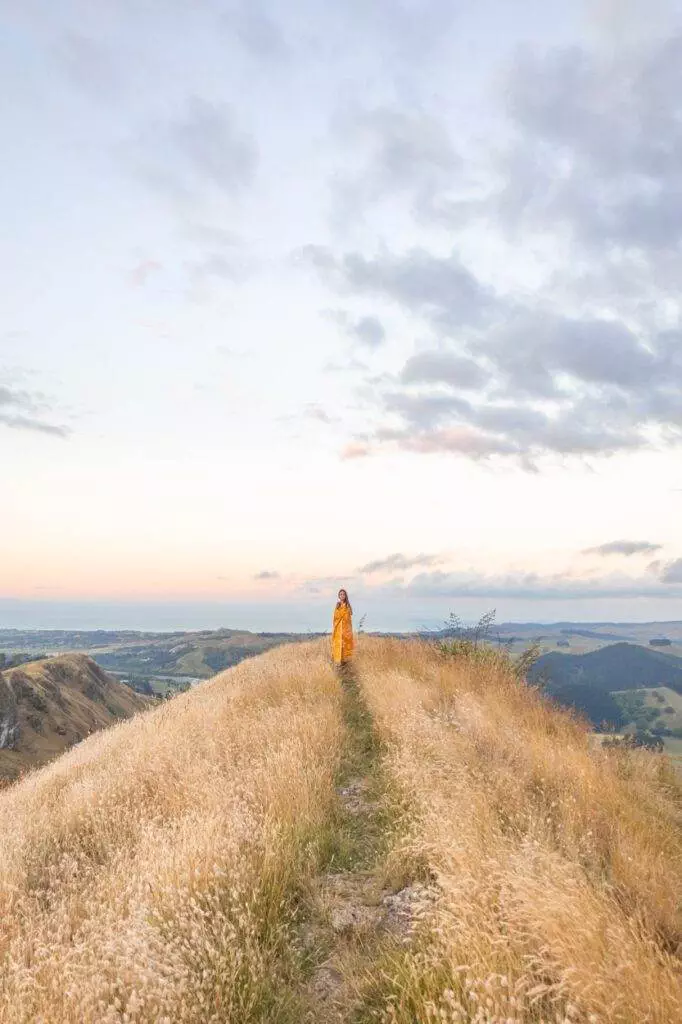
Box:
0 654 151 783
1 639 681 1023
356 639 682 1024
0 641 342 1024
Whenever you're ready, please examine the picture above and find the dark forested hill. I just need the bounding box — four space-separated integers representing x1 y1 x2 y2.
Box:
529 643 682 730
530 642 682 693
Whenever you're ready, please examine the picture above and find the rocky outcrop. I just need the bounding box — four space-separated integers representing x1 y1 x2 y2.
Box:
0 678 19 750
0 711 19 750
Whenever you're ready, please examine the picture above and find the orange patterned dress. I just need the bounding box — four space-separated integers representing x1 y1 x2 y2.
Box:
332 603 354 664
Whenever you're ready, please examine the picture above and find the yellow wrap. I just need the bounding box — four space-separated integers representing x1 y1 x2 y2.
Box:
332 603 354 663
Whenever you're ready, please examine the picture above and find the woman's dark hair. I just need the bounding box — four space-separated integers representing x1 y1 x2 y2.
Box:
336 589 353 614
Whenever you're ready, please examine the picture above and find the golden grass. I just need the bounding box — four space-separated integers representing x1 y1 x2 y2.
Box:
0 641 341 1024
357 638 682 1024
3 635 682 1023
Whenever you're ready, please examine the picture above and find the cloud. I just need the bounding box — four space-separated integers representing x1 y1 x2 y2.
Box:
326 310 387 348
486 312 672 397
54 32 120 97
0 383 68 438
302 245 498 330
340 442 371 460
300 20 682 468
500 33 682 255
0 385 33 409
331 106 460 220
584 540 663 557
303 404 334 424
305 242 682 462
254 570 280 580
171 97 257 191
661 558 682 583
352 315 386 348
135 97 258 205
222 0 289 60
177 224 251 291
301 575 357 595
400 350 487 390
279 403 336 427
382 390 473 429
358 553 443 574
0 413 68 437
343 1 460 73
374 426 521 459
401 568 682 600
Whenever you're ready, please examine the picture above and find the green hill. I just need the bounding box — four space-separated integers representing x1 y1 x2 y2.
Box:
529 643 682 730
531 642 682 692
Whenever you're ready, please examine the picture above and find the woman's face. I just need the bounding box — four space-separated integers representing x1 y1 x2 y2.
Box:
338 589 347 604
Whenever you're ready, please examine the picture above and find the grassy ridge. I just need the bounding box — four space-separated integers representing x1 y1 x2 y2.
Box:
356 639 682 1024
0 642 342 1024
1 637 681 1023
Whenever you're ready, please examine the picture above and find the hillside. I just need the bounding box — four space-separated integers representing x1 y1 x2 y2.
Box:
526 641 682 733
0 654 152 783
0 638 681 1022
531 641 682 692
612 686 682 735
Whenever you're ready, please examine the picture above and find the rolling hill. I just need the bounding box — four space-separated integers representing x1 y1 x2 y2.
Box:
0 638 680 1023
0 653 152 783
527 641 682 731
531 641 682 692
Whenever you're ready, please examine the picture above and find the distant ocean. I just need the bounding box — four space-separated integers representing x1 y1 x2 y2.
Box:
0 598 433 634
2 598 678 635
0 599 333 634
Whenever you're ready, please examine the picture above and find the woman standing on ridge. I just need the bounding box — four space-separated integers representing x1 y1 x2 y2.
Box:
332 589 354 665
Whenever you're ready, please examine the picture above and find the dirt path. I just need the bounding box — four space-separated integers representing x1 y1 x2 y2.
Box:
298 663 428 1023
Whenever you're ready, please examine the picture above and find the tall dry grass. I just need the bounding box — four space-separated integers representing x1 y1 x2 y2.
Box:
0 641 341 1024
358 638 682 1024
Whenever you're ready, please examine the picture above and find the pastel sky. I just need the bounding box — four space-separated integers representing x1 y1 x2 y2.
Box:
2 0 682 631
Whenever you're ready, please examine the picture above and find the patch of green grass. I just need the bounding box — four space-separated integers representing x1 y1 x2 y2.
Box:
319 665 396 873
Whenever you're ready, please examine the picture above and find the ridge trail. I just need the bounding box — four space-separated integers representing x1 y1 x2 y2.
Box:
299 662 421 1022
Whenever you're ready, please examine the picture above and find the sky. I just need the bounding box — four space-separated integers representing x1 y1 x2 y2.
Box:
2 0 682 632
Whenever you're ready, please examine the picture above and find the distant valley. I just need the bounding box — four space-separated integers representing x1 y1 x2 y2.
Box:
0 627 317 696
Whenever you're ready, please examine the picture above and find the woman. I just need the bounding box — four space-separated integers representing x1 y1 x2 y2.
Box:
332 588 354 665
